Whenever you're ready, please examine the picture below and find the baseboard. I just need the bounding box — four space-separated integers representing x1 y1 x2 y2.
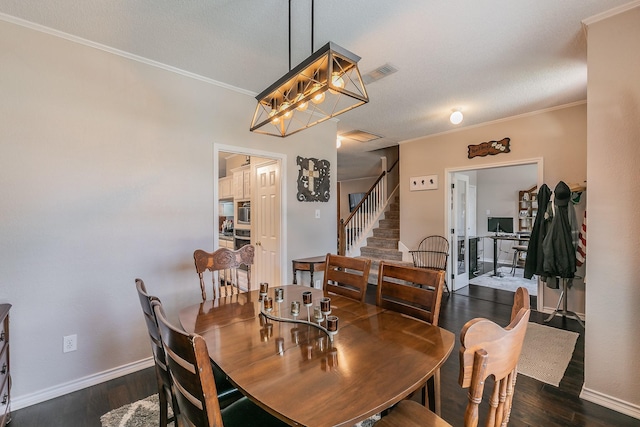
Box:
11 357 154 411
580 385 640 420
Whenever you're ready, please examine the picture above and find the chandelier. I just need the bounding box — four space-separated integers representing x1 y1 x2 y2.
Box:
250 2 368 137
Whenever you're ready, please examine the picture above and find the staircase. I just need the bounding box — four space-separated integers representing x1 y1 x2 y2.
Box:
358 196 412 284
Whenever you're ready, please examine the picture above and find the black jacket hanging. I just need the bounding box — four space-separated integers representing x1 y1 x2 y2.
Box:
542 181 576 279
524 184 551 279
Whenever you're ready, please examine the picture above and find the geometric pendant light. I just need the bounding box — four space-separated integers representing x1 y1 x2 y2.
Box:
250 42 369 137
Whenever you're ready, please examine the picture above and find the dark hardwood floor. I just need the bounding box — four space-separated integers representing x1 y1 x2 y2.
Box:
11 285 637 426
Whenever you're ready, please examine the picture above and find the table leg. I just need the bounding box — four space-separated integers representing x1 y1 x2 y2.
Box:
493 238 498 276
310 270 314 288
293 265 298 285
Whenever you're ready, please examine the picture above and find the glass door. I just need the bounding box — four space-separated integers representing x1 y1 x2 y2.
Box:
451 173 469 291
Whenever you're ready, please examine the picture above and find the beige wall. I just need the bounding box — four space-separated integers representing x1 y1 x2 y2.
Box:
400 104 588 311
583 3 640 415
0 19 337 406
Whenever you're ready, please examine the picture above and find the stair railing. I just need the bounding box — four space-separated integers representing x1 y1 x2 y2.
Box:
339 159 399 256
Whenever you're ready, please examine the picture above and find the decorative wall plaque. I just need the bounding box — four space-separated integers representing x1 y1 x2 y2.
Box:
468 137 511 159
296 156 330 202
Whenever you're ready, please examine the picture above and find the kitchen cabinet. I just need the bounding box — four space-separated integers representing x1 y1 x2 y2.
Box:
219 176 233 200
232 166 251 200
218 237 234 249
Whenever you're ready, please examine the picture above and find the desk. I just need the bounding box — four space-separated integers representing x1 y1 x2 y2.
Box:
179 285 454 427
485 235 530 276
292 256 326 286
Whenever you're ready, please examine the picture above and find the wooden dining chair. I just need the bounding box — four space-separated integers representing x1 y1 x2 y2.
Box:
323 253 371 302
375 287 531 427
152 299 289 427
135 279 179 426
375 262 446 414
136 279 241 414
194 245 254 301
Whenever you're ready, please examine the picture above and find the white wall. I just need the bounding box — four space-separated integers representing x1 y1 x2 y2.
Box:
0 19 337 407
582 3 640 417
475 164 537 262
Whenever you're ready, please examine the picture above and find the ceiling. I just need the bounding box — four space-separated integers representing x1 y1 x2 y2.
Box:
0 0 631 180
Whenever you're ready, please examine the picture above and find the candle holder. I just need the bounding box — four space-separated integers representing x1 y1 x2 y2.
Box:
274 287 284 302
290 301 300 317
260 291 337 342
260 282 269 297
320 297 331 316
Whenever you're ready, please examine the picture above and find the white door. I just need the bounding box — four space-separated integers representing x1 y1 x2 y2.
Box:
254 161 281 287
451 173 469 291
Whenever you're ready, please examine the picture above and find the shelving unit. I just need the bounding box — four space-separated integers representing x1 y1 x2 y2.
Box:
517 185 538 232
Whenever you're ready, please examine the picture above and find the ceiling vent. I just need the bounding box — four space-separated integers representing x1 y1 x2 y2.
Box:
339 130 383 142
362 63 398 84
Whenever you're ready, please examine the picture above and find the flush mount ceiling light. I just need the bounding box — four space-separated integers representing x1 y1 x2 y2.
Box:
250 1 369 137
450 109 463 125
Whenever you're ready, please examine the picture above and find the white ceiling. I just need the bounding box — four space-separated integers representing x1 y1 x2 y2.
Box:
0 0 631 180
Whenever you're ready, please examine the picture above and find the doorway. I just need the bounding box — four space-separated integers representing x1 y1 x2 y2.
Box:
445 158 543 310
214 144 286 288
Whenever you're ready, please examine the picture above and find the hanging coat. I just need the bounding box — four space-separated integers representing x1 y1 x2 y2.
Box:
542 181 576 279
524 184 551 279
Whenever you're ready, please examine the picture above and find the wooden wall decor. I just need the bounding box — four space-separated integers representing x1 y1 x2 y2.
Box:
468 137 510 159
296 156 330 202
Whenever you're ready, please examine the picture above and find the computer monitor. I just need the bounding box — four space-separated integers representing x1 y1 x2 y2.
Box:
487 217 514 234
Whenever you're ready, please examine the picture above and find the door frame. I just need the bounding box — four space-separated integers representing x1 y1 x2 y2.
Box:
444 157 544 310
214 143 287 287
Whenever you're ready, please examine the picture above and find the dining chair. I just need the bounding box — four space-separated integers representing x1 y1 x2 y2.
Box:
323 253 371 302
375 287 531 427
408 236 450 294
136 279 241 413
375 262 445 414
135 278 179 426
152 299 290 427
194 245 255 301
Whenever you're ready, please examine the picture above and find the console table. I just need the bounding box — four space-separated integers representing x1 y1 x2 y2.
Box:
292 255 326 287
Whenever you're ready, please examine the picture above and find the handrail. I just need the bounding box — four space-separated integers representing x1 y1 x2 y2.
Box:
343 171 386 225
338 159 398 255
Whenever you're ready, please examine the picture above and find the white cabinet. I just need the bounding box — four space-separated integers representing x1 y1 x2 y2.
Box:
232 166 251 200
218 238 234 249
219 176 233 200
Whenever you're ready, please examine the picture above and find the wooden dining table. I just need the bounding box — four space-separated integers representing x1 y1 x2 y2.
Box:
179 285 455 427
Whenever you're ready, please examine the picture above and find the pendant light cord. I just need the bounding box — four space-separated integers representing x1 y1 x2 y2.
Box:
288 0 315 71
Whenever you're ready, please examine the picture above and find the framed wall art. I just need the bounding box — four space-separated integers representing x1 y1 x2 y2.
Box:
296 156 330 202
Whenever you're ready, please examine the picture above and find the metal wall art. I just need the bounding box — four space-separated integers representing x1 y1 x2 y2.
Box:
468 137 511 159
296 156 330 202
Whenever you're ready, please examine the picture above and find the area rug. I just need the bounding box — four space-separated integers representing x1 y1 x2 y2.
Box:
469 266 538 296
518 323 579 386
101 394 380 427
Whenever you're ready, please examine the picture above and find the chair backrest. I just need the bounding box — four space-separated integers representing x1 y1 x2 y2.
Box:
323 253 371 302
135 279 177 425
458 287 531 427
410 235 449 271
194 245 255 301
375 262 445 326
152 299 224 427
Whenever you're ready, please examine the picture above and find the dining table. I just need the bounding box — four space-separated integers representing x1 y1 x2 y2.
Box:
179 285 455 427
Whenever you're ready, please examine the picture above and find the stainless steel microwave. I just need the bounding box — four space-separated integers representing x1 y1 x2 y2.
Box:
237 202 250 224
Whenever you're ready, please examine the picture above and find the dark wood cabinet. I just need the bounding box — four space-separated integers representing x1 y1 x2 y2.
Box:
0 304 10 427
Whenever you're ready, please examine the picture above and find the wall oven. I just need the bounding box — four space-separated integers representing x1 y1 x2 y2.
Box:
234 228 251 250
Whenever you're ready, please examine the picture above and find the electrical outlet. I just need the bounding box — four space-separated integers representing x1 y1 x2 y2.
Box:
315 209 320 219
63 334 77 353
